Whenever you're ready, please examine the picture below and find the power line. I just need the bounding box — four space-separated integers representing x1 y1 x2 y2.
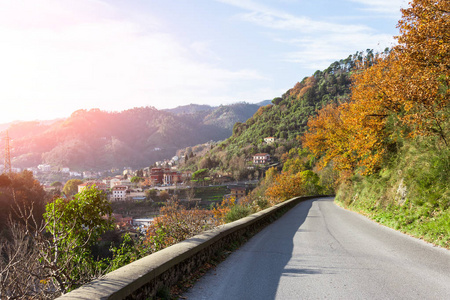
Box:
4 131 12 174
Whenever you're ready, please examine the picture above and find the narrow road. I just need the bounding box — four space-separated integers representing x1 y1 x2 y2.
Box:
182 197 450 299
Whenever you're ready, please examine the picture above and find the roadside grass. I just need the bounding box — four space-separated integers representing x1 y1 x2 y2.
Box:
336 137 450 249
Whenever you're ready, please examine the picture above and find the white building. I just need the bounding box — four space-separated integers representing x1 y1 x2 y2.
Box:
264 137 275 144
111 185 128 202
253 153 271 165
38 164 52 172
120 178 133 187
132 218 153 227
110 178 121 188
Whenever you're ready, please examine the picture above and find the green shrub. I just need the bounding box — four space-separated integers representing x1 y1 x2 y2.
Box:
225 205 252 223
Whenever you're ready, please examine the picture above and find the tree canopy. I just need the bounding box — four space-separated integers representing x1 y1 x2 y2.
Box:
303 0 449 175
63 179 83 196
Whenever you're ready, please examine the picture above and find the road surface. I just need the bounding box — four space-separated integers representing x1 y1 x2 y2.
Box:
182 197 450 299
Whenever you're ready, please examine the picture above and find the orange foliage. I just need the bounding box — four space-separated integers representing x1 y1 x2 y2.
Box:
213 196 236 224
393 0 449 142
285 76 318 99
298 76 317 98
265 170 321 205
303 0 450 175
350 0 449 143
289 82 305 97
145 200 218 252
302 103 368 172
265 173 306 205
254 105 273 117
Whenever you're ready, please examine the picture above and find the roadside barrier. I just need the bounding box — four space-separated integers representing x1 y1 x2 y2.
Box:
59 195 320 299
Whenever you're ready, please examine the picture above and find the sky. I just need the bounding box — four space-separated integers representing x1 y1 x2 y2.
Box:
0 0 408 123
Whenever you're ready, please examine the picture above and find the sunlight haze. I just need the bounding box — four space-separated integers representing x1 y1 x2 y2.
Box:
0 0 406 123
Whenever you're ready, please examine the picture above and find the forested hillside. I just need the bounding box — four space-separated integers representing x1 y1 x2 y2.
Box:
182 51 376 177
1 102 264 170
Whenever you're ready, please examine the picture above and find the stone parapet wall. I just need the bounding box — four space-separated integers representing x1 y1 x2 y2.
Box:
59 195 318 300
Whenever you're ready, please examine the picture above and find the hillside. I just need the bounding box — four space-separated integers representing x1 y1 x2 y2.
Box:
226 53 368 152
1 102 264 170
203 103 261 131
183 53 367 177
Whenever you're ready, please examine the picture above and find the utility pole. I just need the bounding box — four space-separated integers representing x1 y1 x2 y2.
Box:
4 131 12 174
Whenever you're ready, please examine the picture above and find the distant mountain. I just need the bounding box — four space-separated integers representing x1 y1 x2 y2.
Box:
203 103 261 131
0 122 15 132
0 119 63 135
165 102 265 131
0 102 264 171
164 101 269 116
163 104 214 115
255 100 272 106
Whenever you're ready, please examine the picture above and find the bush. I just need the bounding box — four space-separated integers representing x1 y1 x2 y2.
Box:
225 205 252 223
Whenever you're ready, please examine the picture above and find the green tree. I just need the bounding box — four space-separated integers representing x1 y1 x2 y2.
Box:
145 189 158 200
272 97 283 105
0 171 47 229
63 179 83 196
159 190 170 202
130 176 142 183
0 185 114 298
51 181 63 189
43 186 113 292
192 169 208 184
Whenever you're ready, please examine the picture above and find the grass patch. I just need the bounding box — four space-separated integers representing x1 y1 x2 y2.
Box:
336 137 450 249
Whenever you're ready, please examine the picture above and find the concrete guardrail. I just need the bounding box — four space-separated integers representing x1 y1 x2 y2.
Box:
59 195 319 299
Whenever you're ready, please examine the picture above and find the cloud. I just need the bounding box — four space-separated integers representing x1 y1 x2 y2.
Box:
0 0 267 122
281 33 396 70
238 11 369 34
190 41 223 61
0 0 407 123
218 0 369 34
348 0 408 16
217 0 400 71
0 0 115 29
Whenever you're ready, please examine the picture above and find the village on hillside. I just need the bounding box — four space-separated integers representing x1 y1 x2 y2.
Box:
0 145 276 232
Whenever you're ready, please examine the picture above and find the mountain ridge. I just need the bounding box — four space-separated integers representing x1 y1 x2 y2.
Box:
0 102 267 170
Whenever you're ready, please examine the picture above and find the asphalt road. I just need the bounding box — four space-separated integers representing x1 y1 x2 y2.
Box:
182 197 450 300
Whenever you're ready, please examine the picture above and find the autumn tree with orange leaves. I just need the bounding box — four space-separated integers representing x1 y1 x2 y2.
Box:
145 200 219 252
304 0 449 175
265 170 322 205
212 196 236 224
